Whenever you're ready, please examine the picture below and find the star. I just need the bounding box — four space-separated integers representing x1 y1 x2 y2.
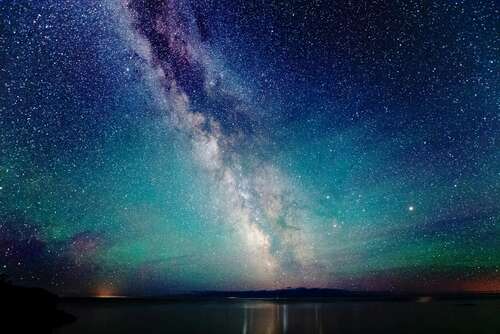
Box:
0 0 497 295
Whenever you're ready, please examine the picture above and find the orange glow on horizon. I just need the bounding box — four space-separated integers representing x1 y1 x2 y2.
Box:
94 285 127 298
459 278 500 293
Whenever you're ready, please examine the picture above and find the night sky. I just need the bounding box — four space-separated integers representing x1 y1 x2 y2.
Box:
0 0 498 296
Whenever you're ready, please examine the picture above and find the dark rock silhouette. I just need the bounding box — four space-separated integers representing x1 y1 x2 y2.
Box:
0 275 75 333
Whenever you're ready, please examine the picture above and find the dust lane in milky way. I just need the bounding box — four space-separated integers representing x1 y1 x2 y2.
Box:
0 0 498 295
122 0 325 287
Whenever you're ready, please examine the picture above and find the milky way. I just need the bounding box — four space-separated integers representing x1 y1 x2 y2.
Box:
0 0 498 295
120 0 325 287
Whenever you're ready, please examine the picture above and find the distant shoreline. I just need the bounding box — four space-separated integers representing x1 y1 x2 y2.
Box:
61 289 500 303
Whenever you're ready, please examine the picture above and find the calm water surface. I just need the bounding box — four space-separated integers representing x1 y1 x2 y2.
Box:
55 299 500 334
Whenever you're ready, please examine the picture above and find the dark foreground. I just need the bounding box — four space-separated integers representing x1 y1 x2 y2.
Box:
54 298 500 334
0 280 75 333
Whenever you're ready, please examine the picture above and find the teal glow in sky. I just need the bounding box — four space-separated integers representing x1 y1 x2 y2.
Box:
0 0 499 295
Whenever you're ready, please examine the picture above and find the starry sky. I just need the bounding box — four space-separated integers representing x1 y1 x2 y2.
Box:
0 0 498 296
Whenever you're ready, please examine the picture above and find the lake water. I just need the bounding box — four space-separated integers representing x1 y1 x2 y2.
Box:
55 299 500 334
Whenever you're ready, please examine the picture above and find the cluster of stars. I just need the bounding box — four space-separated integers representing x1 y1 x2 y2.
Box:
0 0 498 294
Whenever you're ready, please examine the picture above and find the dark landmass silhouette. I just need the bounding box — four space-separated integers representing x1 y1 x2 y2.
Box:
194 288 379 300
0 275 76 333
64 287 500 303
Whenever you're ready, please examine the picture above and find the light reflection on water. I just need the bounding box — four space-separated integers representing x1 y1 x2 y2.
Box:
55 299 500 334
240 303 324 334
